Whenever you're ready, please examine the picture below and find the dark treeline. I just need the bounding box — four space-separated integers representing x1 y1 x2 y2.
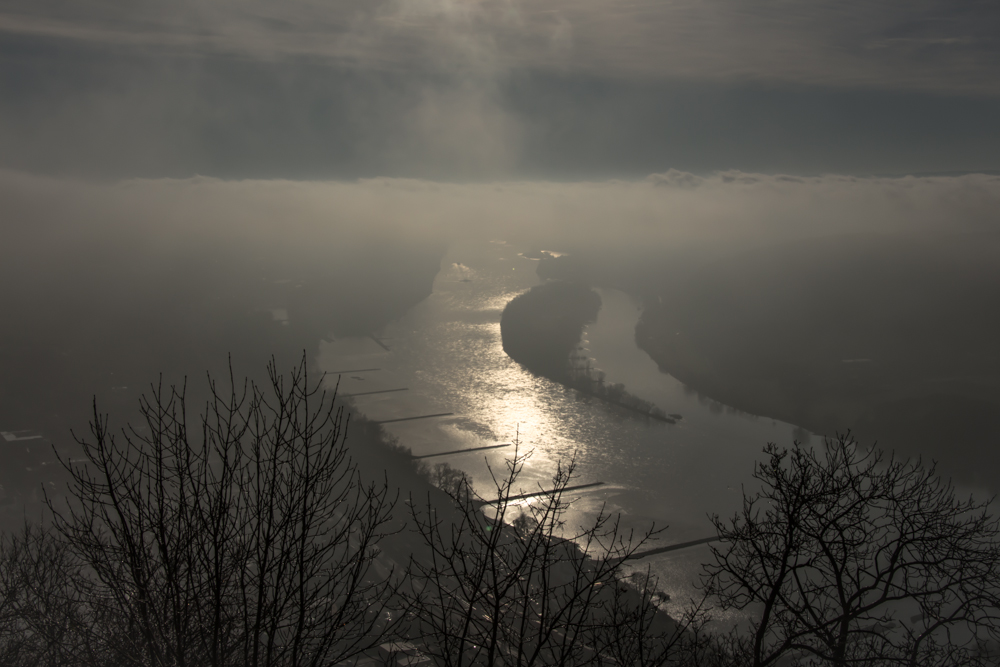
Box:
566 355 673 423
501 281 671 422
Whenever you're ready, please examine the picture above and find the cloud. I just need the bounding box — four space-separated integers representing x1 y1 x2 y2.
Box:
2 1 998 181
646 169 705 189
1 0 998 94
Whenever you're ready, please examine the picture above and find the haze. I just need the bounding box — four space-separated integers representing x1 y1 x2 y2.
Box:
2 0 1000 518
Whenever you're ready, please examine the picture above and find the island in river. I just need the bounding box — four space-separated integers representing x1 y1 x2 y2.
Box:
501 280 674 423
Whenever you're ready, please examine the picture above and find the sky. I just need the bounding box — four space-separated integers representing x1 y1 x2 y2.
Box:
1 0 999 180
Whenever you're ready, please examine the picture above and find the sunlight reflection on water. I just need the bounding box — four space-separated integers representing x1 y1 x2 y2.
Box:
318 238 802 622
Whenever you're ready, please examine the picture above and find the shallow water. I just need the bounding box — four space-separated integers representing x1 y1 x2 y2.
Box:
318 238 805 616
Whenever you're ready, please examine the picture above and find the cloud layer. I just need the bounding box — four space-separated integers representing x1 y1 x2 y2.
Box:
2 0 999 94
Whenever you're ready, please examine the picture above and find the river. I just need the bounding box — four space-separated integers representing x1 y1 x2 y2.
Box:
317 238 806 617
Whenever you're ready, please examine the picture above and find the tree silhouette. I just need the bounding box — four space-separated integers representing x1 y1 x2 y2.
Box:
0 523 102 666
16 357 995 666
45 355 401 667
703 433 1000 667
403 443 709 667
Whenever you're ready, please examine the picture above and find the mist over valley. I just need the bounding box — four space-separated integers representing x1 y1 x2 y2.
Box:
3 1 1000 663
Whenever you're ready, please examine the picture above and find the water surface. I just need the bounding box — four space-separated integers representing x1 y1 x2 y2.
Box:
318 239 805 614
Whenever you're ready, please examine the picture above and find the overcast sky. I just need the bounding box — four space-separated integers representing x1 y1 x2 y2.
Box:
2 0 999 179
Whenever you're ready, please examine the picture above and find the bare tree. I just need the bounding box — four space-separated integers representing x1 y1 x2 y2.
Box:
0 523 91 666
46 355 401 667
403 443 707 667
703 433 1000 667
419 462 474 498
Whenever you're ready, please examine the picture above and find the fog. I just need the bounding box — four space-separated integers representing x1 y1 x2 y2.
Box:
4 171 999 462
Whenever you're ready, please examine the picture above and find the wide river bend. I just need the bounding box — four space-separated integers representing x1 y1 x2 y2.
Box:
319 239 807 616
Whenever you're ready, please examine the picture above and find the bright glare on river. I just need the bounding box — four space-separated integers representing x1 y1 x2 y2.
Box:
318 239 805 618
